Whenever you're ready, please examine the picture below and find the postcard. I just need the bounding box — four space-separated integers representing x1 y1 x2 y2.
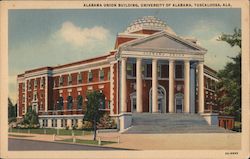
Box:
0 0 249 158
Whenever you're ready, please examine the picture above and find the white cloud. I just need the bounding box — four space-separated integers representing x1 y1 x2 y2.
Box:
54 21 110 48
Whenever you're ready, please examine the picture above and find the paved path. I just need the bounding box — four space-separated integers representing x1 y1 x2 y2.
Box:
9 132 241 150
9 138 130 151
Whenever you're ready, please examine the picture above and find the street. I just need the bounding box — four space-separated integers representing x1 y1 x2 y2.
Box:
8 138 130 151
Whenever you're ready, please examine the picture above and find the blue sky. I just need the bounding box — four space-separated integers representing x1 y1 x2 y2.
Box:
8 9 241 102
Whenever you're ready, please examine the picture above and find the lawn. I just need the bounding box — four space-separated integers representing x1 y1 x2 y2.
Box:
58 138 116 146
9 128 92 136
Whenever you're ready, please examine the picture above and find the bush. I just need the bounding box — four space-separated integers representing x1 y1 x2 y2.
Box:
82 121 93 129
97 113 117 129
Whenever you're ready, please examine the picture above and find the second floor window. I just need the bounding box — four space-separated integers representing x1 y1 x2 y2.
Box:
77 73 82 84
88 71 93 82
34 79 37 89
40 78 44 89
22 83 25 92
175 64 183 79
68 74 72 85
99 70 104 81
28 80 32 91
59 76 63 86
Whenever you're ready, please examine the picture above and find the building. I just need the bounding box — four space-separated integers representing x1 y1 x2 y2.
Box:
17 16 220 130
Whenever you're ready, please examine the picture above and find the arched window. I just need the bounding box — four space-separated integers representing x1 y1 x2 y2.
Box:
58 97 64 110
77 95 83 109
67 96 73 109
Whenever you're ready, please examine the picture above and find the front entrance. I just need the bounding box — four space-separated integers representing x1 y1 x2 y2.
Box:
149 85 166 113
175 93 183 113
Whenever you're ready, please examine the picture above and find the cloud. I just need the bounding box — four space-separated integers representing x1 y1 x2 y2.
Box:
183 20 240 71
54 21 111 48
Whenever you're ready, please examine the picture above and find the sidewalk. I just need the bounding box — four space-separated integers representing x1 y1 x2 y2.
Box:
9 132 241 150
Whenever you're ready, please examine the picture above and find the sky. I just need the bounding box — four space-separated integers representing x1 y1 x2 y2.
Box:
8 8 241 102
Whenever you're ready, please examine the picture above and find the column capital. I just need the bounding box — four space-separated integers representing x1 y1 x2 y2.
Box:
198 61 204 64
169 59 175 63
121 57 128 61
152 58 158 62
184 59 190 63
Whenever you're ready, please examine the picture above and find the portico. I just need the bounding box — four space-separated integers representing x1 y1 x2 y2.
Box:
119 31 206 114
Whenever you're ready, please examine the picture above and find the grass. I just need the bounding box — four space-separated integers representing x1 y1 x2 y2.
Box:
9 128 92 136
9 134 34 137
58 138 116 146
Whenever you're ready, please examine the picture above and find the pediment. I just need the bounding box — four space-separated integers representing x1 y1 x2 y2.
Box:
120 31 207 54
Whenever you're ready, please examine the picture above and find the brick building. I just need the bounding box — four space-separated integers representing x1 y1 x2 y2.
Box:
17 16 220 130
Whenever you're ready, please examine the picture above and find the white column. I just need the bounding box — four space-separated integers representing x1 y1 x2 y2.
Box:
110 63 114 115
136 58 143 112
121 58 127 113
45 76 48 112
169 60 175 113
152 59 158 113
198 61 204 113
184 60 190 113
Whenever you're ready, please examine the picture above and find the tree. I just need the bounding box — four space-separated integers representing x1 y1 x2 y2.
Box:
8 98 17 123
22 106 39 128
216 28 241 121
83 91 104 140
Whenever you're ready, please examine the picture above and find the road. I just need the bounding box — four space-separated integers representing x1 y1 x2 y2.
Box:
8 138 130 151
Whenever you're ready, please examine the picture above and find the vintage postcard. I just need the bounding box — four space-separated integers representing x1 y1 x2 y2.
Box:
0 0 249 158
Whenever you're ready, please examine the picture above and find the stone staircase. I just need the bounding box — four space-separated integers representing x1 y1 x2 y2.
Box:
123 113 233 134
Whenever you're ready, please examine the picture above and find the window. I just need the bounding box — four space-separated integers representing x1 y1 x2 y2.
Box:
99 70 104 81
33 92 37 101
34 79 37 89
108 71 110 80
28 80 32 91
22 83 25 92
22 94 25 103
39 102 43 110
40 78 44 89
57 97 64 110
161 64 169 78
157 65 161 77
127 63 133 77
59 76 63 86
108 101 110 109
77 95 83 109
146 64 152 77
88 71 93 82
99 97 105 109
77 73 82 84
68 74 72 85
43 119 48 127
175 64 183 79
61 119 64 127
52 119 57 127
67 96 73 109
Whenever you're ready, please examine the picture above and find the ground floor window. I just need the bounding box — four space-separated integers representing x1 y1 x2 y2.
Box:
42 119 48 127
52 119 57 127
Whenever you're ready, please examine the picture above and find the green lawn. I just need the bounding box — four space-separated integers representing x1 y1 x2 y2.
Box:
9 128 92 136
58 138 116 146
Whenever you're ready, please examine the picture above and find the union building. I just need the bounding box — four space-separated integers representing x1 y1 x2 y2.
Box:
17 16 220 130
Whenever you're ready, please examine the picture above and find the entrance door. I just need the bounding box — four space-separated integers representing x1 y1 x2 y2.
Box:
175 94 183 113
132 98 136 112
158 98 163 113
